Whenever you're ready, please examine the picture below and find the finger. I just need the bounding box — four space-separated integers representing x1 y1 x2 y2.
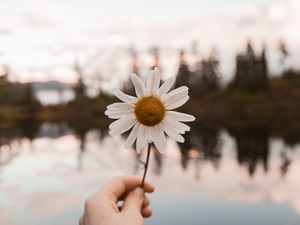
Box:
122 187 145 213
100 176 155 203
119 189 153 202
142 207 153 218
118 196 149 210
119 195 149 211
142 196 150 208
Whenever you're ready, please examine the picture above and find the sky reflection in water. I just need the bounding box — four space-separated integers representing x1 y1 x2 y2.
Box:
0 124 300 225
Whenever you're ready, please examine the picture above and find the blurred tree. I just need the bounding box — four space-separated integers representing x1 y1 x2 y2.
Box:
0 65 10 103
230 41 268 91
123 47 140 95
21 83 40 108
175 49 191 89
150 46 161 70
200 49 220 91
187 48 220 98
278 39 289 67
0 64 9 83
278 40 300 82
261 45 268 81
73 58 87 99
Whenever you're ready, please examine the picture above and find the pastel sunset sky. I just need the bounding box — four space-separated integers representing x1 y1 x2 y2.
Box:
0 0 299 84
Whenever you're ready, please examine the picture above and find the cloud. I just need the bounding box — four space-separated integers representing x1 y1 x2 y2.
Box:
22 11 61 28
0 0 299 84
0 28 13 35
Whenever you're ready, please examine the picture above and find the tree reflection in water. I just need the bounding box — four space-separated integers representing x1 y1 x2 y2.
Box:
177 122 221 179
73 125 110 171
0 121 299 178
280 151 291 177
229 127 270 176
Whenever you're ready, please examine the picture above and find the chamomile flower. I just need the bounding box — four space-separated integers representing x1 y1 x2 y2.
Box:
105 67 195 153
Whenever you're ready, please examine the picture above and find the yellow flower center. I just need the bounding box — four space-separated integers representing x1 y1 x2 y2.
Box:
134 96 166 126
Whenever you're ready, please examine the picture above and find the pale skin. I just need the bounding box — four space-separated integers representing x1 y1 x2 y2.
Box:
79 176 155 225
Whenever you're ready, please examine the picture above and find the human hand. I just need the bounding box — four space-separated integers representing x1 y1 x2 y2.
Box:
79 176 155 225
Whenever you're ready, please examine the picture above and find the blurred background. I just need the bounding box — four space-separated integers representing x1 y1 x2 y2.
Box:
1 0 300 225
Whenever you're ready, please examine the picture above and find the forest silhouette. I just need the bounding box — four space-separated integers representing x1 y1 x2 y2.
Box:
0 40 300 177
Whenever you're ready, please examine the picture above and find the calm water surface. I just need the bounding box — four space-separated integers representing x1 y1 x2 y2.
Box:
0 123 300 225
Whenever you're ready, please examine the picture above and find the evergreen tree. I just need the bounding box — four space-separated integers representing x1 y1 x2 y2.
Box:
199 49 220 92
189 48 220 97
0 65 9 103
175 50 191 89
73 58 86 99
21 83 40 109
230 41 268 91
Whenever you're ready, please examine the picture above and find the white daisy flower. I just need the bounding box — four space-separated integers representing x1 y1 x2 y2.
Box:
105 67 195 153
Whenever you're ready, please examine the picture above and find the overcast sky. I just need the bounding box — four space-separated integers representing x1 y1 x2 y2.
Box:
0 0 299 84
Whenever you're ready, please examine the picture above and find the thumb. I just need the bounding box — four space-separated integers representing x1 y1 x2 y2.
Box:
122 187 145 213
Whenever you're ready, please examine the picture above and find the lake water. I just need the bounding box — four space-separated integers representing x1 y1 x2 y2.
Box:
0 122 300 225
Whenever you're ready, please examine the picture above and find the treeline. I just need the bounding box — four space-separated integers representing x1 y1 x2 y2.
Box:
174 40 298 96
0 67 38 107
0 40 299 106
1 40 300 132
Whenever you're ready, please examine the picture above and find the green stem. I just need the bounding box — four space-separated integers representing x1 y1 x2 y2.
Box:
141 143 151 188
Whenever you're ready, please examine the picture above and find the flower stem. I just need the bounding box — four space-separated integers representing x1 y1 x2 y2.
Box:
141 143 151 188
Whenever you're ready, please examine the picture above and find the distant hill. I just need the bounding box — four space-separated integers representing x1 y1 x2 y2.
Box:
32 81 73 92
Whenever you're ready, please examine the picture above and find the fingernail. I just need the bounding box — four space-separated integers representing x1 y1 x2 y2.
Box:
134 187 144 196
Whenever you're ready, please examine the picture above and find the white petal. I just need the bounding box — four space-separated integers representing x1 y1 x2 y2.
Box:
165 116 190 131
109 114 135 130
142 139 148 149
166 96 189 110
152 67 161 94
109 118 136 136
145 127 154 143
145 70 154 95
125 123 140 149
130 73 145 97
157 77 175 96
166 111 195 122
161 86 188 105
105 109 133 119
107 102 133 110
176 121 190 132
136 125 147 153
145 69 160 95
164 118 185 134
153 125 166 153
167 119 190 134
161 121 185 143
114 89 137 103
